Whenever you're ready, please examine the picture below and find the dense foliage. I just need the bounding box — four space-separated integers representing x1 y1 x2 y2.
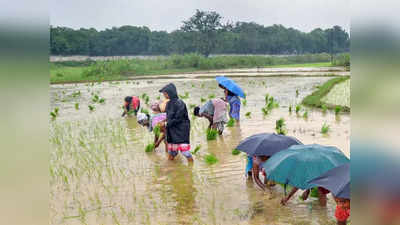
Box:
50 10 349 56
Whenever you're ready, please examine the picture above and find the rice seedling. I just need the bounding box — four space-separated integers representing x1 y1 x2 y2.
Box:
204 154 218 165
321 123 330 134
275 118 287 135
191 145 201 155
54 107 59 115
321 104 327 113
296 89 299 97
208 93 215 99
140 108 149 114
335 105 342 115
145 143 155 152
153 124 161 137
50 111 57 119
232 149 241 155
243 99 247 106
310 187 319 197
201 83 205 88
92 95 99 103
156 96 160 100
206 128 218 141
88 105 95 111
200 97 206 103
265 94 269 104
303 110 308 119
227 118 235 127
295 104 301 113
261 107 270 115
99 98 105 104
179 92 189 99
289 105 292 113
245 112 251 118
189 104 196 109
144 95 150 105
71 90 81 98
75 103 79 110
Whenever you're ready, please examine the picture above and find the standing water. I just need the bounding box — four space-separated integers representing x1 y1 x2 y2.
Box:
50 76 349 225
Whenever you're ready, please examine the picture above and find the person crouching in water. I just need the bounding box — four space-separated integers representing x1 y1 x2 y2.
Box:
159 83 193 162
136 103 167 151
193 98 228 135
122 96 140 117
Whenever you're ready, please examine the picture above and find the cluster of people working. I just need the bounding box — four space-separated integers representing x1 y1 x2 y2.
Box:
122 78 350 225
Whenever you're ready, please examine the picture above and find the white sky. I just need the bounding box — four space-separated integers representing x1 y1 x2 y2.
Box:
50 0 350 32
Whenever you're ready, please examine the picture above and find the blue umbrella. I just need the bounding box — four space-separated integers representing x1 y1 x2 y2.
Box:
235 133 302 156
308 163 350 199
216 76 246 98
262 144 350 190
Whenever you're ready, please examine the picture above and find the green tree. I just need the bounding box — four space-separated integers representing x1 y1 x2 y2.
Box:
181 10 224 57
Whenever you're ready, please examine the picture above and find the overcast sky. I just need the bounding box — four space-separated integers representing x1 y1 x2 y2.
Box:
50 0 350 32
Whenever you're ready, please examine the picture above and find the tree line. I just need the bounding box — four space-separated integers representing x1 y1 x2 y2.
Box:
50 10 349 57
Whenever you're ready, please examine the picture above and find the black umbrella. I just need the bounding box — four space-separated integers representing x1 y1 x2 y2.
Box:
235 133 302 156
308 163 350 199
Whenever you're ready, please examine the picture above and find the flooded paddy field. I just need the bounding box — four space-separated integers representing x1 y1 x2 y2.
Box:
50 75 349 225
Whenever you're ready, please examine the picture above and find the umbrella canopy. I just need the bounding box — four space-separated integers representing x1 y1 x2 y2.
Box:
216 76 246 98
235 133 302 157
308 163 350 199
262 144 350 190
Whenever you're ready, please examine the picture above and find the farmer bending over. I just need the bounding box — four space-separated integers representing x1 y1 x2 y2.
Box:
193 98 228 135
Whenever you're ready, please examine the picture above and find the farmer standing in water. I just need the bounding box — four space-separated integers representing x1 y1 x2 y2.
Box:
159 83 193 162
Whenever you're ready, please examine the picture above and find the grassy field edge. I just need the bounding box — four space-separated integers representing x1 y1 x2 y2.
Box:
302 76 350 112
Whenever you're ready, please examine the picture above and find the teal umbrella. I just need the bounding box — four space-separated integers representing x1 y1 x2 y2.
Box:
262 144 350 190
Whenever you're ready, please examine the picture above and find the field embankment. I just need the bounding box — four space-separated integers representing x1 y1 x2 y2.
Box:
50 53 348 84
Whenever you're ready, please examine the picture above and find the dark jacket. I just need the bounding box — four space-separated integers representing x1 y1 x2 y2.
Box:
159 83 190 144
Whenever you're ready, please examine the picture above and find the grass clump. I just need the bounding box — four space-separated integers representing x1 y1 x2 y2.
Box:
145 143 155 152
204 154 218 165
321 123 330 134
275 118 287 135
227 118 235 127
232 149 241 155
206 129 218 141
